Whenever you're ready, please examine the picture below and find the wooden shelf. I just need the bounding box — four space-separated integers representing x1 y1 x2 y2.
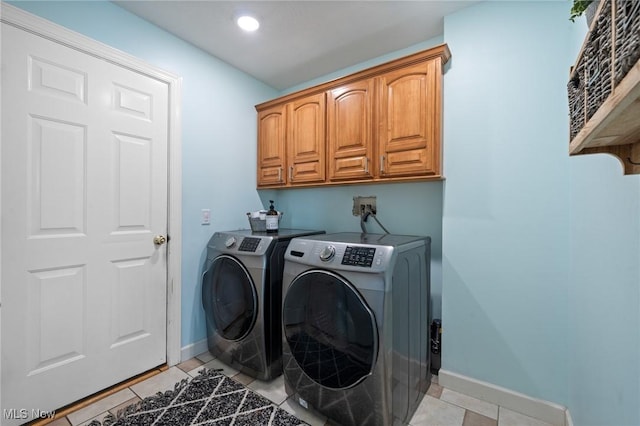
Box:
569 58 640 174
568 0 640 174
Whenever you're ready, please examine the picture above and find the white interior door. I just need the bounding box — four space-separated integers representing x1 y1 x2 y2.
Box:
1 21 169 424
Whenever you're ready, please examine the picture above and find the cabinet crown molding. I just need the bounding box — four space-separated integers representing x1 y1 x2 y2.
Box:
256 43 450 111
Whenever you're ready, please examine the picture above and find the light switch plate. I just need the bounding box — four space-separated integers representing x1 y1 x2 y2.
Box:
201 209 211 225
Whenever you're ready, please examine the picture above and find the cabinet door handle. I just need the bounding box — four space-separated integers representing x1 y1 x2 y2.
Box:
278 167 282 182
364 157 369 174
289 166 293 181
380 155 385 173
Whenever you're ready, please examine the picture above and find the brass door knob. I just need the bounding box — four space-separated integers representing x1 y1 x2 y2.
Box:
153 235 167 246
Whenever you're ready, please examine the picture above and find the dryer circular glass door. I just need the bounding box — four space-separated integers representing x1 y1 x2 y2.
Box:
283 270 378 389
203 255 257 341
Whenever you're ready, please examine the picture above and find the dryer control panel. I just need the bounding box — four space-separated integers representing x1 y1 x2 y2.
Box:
286 238 396 273
208 232 269 256
239 237 261 252
342 246 376 267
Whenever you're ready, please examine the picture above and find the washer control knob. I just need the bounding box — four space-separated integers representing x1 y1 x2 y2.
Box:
225 236 237 248
319 245 336 261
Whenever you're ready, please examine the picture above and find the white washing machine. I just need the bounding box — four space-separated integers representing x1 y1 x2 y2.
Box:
201 228 324 380
281 232 431 426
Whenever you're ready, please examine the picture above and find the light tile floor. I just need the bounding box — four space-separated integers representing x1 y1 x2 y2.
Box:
46 352 556 426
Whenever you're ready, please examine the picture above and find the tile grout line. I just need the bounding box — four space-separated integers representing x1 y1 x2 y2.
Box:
29 366 166 426
55 358 485 426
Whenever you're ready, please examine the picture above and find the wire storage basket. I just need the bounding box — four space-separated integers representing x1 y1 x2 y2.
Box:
246 212 283 232
568 0 640 141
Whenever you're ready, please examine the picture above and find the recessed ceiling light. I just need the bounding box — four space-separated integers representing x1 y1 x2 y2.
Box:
237 15 260 32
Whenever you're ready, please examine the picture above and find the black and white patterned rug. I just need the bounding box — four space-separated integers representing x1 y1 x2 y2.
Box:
89 369 309 426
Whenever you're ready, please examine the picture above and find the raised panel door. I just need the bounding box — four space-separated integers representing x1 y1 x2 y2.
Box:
257 105 286 186
2 23 168 422
287 93 325 184
328 79 374 181
378 59 441 178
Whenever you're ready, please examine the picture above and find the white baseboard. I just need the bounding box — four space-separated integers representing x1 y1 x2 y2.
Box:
565 408 574 426
438 369 567 426
180 338 209 363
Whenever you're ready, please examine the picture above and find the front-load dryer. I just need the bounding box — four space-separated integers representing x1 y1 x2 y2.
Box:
282 232 431 426
202 228 324 380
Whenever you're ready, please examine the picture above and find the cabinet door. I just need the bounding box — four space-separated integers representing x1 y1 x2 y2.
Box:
378 59 441 178
287 93 326 184
327 79 374 181
257 104 286 186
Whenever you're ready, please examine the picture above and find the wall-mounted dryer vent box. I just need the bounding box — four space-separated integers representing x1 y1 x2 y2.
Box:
352 196 377 216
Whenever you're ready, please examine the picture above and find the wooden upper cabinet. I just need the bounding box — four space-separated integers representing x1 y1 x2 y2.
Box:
327 79 374 181
377 59 441 178
257 104 286 186
255 43 450 188
287 92 326 184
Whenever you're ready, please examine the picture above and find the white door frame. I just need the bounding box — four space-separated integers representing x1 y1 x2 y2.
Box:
0 1 182 389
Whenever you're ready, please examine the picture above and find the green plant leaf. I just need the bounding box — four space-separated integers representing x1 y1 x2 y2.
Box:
570 0 594 22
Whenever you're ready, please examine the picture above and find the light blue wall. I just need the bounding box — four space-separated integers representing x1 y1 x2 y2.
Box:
260 181 444 318
442 1 572 406
569 156 640 426
443 2 640 424
8 1 279 348
564 11 640 424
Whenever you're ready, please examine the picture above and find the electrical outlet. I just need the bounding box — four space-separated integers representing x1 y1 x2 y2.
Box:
352 196 377 216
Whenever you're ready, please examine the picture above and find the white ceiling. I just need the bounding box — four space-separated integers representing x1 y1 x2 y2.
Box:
113 1 479 90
